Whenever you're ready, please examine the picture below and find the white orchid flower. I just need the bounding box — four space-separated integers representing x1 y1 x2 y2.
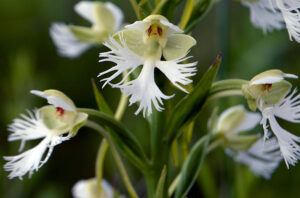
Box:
72 178 113 198
4 90 88 179
242 0 300 42
50 1 123 58
243 69 300 167
98 15 197 117
217 105 282 179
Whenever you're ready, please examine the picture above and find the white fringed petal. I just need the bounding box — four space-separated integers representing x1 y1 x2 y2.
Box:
4 134 70 179
4 137 50 180
229 137 282 179
7 110 49 151
74 1 95 24
72 178 113 198
276 0 300 42
156 55 197 93
262 109 300 167
242 0 284 33
49 23 92 58
98 36 144 87
4 109 71 179
272 89 300 123
119 60 173 117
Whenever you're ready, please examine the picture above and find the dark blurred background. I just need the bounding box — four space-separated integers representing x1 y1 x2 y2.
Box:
1 0 300 197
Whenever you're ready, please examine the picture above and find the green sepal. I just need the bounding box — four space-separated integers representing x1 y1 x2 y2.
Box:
69 112 88 137
93 2 116 31
78 108 148 170
163 34 196 60
263 80 291 107
155 166 167 198
165 53 221 144
91 79 114 116
175 135 210 198
223 133 259 151
69 25 108 44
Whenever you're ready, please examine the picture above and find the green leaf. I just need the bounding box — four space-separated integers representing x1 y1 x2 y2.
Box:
78 108 148 170
91 78 114 116
175 135 210 198
184 0 214 33
155 166 167 198
165 53 221 144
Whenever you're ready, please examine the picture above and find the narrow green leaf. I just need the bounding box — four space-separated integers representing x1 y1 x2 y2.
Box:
166 53 222 144
175 134 210 198
91 78 113 116
184 0 214 33
155 166 167 198
78 108 148 170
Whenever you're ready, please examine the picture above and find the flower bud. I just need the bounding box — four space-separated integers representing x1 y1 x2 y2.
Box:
214 105 260 151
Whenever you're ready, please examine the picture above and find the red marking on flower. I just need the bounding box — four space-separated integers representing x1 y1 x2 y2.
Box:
147 25 153 36
262 84 272 91
56 107 65 117
157 26 163 36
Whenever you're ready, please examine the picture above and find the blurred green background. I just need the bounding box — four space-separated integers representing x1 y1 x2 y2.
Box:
1 0 300 197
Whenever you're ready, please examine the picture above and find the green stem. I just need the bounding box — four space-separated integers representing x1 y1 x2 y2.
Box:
95 139 109 195
114 93 128 121
207 79 248 101
129 0 141 20
179 0 195 30
152 0 168 14
86 120 139 198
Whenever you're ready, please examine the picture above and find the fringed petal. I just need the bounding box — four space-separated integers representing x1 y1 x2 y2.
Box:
98 36 144 87
273 89 300 123
156 54 197 93
228 137 282 179
8 110 49 148
276 0 300 42
242 0 284 33
268 114 300 167
118 60 173 117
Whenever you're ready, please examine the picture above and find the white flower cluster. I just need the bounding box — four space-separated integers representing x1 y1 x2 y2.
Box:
243 0 300 42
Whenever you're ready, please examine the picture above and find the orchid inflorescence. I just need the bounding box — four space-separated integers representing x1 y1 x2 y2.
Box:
3 0 300 198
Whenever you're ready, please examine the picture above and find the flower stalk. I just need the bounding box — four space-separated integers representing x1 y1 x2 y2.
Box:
85 120 139 198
